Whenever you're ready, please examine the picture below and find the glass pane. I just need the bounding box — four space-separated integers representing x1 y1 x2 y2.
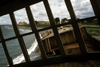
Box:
14 8 32 34
0 14 16 39
57 24 81 54
30 2 51 29
6 39 25 65
40 29 61 58
23 34 41 61
80 18 100 52
48 0 70 25
82 18 98 25
0 43 8 67
71 0 95 19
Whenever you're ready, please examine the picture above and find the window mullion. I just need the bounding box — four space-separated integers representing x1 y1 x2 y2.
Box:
65 0 87 54
90 0 100 25
25 6 47 59
0 27 13 66
9 12 30 62
43 0 66 56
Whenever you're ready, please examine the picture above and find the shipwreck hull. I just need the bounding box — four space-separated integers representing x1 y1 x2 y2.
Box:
42 27 100 55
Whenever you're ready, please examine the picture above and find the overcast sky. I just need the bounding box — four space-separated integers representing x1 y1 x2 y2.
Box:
0 0 95 25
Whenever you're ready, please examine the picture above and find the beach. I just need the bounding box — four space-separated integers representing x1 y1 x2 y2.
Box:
0 25 100 67
18 25 53 38
0 25 42 67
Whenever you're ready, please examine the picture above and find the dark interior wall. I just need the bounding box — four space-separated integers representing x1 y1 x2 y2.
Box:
0 0 43 16
97 0 100 9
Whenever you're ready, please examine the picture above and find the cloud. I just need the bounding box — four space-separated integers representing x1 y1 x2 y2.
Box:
30 2 49 21
0 0 95 25
71 0 95 18
14 8 29 24
0 14 12 25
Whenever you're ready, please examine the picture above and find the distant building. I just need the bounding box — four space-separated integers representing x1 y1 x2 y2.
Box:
45 21 50 24
38 21 50 24
18 22 27 25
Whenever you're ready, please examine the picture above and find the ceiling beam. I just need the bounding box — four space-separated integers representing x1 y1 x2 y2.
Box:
0 0 43 16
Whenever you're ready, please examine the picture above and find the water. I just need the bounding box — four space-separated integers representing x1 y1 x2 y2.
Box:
0 25 41 67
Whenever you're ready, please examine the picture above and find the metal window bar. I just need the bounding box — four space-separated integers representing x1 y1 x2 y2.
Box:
0 27 13 66
9 12 30 62
43 0 66 56
64 0 87 54
25 6 47 59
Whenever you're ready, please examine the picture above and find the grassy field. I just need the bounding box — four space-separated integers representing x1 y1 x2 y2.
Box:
37 24 100 36
86 27 100 36
82 22 98 25
37 24 50 27
18 23 100 36
18 24 50 28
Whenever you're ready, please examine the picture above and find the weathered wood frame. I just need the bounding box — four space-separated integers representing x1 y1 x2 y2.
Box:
0 0 100 67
